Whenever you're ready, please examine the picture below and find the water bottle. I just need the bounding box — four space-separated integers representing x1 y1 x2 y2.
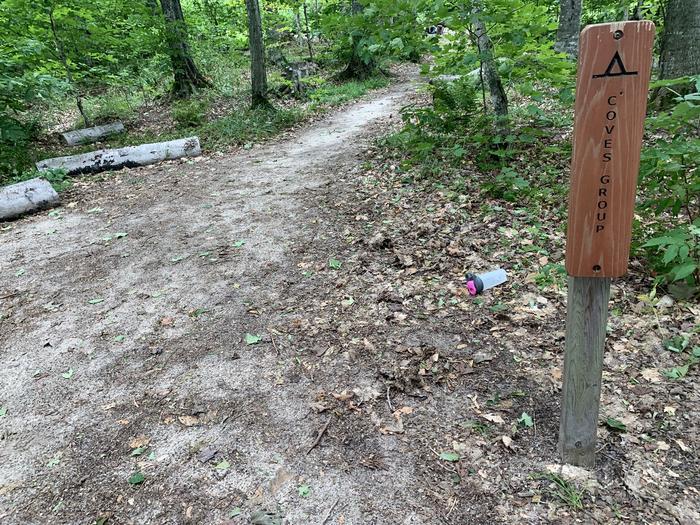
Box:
466 268 508 296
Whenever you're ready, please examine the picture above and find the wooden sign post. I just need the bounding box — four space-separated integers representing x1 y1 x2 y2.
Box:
560 21 654 467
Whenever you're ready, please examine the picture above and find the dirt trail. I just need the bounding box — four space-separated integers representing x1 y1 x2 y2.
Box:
4 75 699 525
0 80 436 524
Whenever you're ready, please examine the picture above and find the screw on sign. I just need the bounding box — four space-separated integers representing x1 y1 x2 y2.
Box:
559 21 654 467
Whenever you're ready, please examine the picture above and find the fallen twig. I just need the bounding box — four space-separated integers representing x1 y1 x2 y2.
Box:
445 496 457 518
306 417 332 455
321 497 339 525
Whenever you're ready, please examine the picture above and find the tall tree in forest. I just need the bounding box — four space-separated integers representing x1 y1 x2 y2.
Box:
160 0 210 98
472 9 508 121
659 0 700 80
45 1 91 126
303 2 314 62
245 0 270 108
554 0 582 56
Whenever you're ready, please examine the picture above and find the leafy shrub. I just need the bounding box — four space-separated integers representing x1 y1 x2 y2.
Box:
483 166 530 201
535 263 567 289
388 76 479 169
638 77 700 288
320 0 429 72
0 116 34 180
7 168 70 192
642 226 699 283
431 77 480 117
1 58 67 178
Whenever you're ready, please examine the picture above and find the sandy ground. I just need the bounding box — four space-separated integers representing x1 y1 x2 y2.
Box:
2 73 699 525
0 80 427 524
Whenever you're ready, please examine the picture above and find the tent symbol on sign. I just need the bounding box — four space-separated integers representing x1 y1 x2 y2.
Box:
592 51 638 78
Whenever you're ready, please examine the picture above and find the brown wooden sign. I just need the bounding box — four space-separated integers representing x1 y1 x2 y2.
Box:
566 21 655 278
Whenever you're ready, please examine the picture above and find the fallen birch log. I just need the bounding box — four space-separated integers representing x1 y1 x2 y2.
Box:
429 69 481 86
0 178 60 220
61 122 125 146
36 137 201 176
429 74 464 84
429 59 510 86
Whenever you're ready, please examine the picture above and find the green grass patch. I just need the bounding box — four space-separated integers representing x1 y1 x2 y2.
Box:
199 105 304 149
309 77 389 107
531 472 585 510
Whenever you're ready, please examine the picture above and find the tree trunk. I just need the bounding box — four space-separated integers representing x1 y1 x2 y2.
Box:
146 0 159 14
472 13 508 120
554 0 582 57
295 10 302 46
660 0 700 80
203 0 218 26
338 0 376 80
630 1 643 20
160 0 210 98
46 2 90 127
245 0 270 108
303 3 314 62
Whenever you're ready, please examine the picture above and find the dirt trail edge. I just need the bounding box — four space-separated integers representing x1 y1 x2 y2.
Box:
0 80 436 524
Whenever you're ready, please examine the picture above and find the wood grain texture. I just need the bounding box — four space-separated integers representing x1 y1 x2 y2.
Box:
566 22 655 277
559 276 611 467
